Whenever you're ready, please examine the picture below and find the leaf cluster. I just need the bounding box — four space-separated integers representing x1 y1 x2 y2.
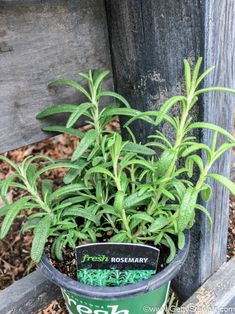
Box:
1 62 235 264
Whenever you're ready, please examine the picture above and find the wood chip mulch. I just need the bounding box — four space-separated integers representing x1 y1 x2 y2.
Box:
37 298 67 314
228 195 235 258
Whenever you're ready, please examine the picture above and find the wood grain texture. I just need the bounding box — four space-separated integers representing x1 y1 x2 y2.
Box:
106 0 234 299
0 270 60 313
174 0 235 299
106 0 203 143
0 0 112 153
201 0 235 279
175 257 235 313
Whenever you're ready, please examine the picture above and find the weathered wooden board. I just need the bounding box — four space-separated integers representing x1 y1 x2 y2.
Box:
106 0 234 299
0 0 112 154
0 270 60 314
106 0 203 144
175 257 235 313
173 0 235 299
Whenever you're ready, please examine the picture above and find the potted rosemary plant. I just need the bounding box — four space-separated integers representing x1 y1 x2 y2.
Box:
0 58 235 314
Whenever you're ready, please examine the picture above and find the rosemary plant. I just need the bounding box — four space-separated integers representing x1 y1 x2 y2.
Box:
0 58 235 267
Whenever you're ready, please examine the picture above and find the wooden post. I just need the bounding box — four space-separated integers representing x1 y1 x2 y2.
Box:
105 0 234 299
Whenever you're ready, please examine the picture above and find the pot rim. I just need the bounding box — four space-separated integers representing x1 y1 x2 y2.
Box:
38 230 190 300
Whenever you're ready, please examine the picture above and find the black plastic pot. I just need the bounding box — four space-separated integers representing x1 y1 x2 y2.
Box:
39 230 190 314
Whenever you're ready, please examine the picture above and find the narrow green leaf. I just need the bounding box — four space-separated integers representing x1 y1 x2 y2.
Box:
63 160 87 184
201 184 212 202
79 72 90 81
61 195 93 204
192 57 202 86
164 234 176 263
171 181 186 200
94 70 110 92
31 215 52 263
184 59 191 95
0 155 18 170
49 184 87 202
122 159 155 172
123 142 156 155
131 213 154 224
42 126 84 138
195 86 235 97
154 232 164 245
66 103 93 128
62 207 100 225
100 205 119 217
103 108 140 117
53 236 64 260
71 129 97 161
37 163 83 177
99 91 130 108
195 66 215 89
178 231 185 250
85 166 115 183
42 180 53 201
157 149 175 177
26 164 37 187
109 232 128 242
156 96 186 125
0 204 10 217
146 142 167 150
36 104 77 119
214 142 235 160
177 187 198 232
0 197 31 239
149 216 170 233
114 191 125 212
187 122 235 142
208 173 235 195
48 79 91 100
125 111 177 129
186 154 204 174
123 191 153 209
181 144 212 159
21 218 41 234
1 174 21 196
195 204 213 227
158 188 175 201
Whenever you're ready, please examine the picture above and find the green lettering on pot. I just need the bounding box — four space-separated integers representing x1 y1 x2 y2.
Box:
61 282 169 314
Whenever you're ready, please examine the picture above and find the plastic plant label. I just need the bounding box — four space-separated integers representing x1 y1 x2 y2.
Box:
76 243 160 270
75 243 160 286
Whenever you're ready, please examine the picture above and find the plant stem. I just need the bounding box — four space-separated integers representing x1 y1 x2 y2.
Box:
21 173 51 214
148 99 191 215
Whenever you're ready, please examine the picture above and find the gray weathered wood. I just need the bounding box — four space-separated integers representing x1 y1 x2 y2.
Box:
106 0 234 299
105 0 203 144
174 257 235 313
173 0 235 299
0 270 60 314
0 0 112 154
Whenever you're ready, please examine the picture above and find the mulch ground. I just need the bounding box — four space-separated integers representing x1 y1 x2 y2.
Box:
0 121 234 313
228 196 235 258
